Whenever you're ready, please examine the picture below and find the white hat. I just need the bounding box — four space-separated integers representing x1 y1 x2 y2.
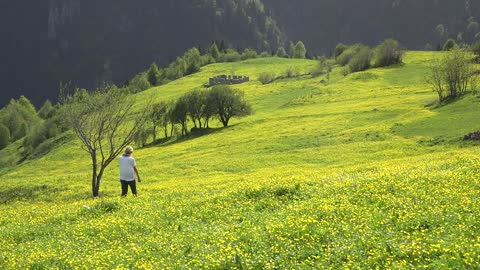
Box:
125 146 134 154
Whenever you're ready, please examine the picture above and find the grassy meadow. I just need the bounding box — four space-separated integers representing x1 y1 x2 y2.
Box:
1 52 480 269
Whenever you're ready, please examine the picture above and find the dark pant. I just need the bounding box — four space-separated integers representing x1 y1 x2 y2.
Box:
120 180 137 196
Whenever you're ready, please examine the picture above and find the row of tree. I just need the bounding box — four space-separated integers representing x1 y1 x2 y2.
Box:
136 85 252 146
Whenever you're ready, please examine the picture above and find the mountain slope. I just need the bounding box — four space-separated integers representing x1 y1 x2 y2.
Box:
1 52 480 268
0 0 284 107
263 0 480 53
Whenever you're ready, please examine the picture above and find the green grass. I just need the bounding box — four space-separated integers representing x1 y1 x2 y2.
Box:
1 52 480 269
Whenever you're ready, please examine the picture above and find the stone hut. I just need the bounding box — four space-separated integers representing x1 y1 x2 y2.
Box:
206 74 250 87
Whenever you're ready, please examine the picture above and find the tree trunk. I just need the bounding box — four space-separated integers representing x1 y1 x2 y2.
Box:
94 166 106 197
91 150 99 197
221 116 229 127
152 125 157 142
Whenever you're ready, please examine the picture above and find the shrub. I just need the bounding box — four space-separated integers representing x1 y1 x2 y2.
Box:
285 67 300 78
348 46 372 73
312 57 334 77
219 49 241 62
428 48 475 102
259 51 270 58
336 45 362 66
374 39 404 67
443 39 458 51
241 48 258 60
258 72 275 84
341 66 351 77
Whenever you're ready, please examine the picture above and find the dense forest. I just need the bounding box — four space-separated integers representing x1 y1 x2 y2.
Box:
1 0 480 107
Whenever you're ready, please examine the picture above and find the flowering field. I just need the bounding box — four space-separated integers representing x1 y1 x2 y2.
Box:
1 52 480 269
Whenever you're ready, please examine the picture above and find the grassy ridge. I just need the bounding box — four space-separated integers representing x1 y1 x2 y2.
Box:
1 52 480 268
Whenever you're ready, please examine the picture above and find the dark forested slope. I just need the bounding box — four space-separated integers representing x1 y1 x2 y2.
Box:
263 0 480 54
2 0 480 107
0 0 284 107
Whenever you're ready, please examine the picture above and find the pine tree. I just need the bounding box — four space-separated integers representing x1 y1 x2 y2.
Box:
147 63 160 86
209 42 220 59
0 123 10 149
38 100 55 119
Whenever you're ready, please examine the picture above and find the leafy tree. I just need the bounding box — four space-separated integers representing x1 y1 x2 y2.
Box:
14 120 28 141
0 97 39 141
60 85 149 197
276 47 288 58
334 43 348 59
13 96 38 130
209 42 220 59
466 19 480 42
374 39 404 67
128 73 151 93
293 41 307 59
171 95 189 136
427 49 475 102
38 100 55 119
134 127 150 148
0 124 10 149
434 24 446 47
443 39 458 51
201 91 216 128
184 47 202 75
149 102 169 142
185 90 206 128
147 63 160 86
207 85 252 127
165 57 187 80
288 41 295 58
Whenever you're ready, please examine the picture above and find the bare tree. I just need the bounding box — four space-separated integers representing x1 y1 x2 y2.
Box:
61 86 149 197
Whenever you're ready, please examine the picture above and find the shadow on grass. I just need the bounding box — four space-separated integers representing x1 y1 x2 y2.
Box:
0 185 67 204
142 125 237 148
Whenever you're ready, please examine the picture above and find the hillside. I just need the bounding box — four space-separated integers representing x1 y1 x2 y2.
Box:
1 52 480 268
